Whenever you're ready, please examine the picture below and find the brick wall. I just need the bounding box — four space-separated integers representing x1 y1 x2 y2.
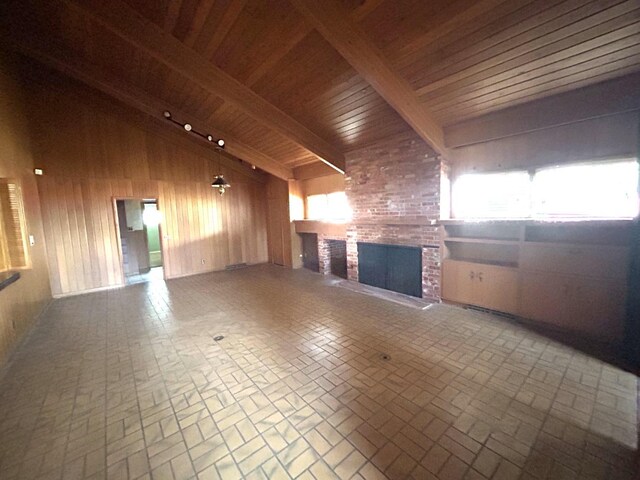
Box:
318 234 347 275
344 132 442 300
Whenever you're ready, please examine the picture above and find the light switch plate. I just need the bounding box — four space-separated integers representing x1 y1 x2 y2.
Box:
29 234 35 246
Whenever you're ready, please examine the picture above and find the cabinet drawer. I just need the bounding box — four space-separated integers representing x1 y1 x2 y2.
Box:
521 244 629 280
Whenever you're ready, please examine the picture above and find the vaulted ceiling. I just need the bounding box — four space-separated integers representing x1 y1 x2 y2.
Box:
2 0 639 179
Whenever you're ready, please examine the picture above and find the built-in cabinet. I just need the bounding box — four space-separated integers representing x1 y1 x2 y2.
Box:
442 260 519 314
441 220 631 343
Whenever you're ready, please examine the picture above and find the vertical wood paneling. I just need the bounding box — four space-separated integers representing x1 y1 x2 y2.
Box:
28 77 270 296
0 58 51 365
266 176 292 267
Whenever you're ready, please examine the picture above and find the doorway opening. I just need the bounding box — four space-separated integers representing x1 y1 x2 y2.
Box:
115 198 164 285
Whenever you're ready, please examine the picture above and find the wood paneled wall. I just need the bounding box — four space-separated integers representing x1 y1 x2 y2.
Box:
0 57 51 365
266 176 292 267
450 112 639 175
23 67 269 296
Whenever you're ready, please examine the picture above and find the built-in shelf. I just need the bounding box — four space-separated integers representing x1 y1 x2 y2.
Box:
444 237 519 246
452 258 518 268
440 219 633 343
294 220 347 237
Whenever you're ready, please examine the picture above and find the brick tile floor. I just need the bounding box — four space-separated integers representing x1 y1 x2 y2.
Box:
0 265 637 479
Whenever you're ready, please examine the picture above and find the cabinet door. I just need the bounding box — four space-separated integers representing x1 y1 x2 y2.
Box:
566 278 626 342
441 260 475 304
474 266 519 314
519 272 569 326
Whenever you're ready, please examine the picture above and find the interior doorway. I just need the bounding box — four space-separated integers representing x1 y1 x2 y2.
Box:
115 198 164 285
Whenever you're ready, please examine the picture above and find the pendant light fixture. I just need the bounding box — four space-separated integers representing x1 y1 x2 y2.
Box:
211 175 230 195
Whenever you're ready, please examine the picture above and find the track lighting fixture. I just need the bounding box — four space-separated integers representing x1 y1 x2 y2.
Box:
162 111 224 150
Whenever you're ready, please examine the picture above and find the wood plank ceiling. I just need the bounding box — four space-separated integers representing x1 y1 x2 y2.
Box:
2 0 639 176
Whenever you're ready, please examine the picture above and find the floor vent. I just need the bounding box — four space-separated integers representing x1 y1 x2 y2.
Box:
466 305 516 320
226 263 248 270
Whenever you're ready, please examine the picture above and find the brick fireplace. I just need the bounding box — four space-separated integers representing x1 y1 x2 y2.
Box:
344 132 442 300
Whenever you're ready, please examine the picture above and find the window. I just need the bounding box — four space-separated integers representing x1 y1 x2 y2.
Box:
0 179 30 272
453 171 531 219
452 159 639 220
532 161 639 218
306 191 352 221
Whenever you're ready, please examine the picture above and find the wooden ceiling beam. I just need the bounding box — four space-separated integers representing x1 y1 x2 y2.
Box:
289 0 450 157
63 0 346 174
11 41 293 180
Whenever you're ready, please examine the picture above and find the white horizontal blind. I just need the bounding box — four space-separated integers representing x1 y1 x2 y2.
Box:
0 180 30 271
532 160 639 218
453 171 531 219
452 159 639 220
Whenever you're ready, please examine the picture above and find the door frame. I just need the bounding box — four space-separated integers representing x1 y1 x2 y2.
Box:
112 196 166 284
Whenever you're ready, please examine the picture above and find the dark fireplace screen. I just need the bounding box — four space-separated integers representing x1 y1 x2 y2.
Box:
357 243 422 297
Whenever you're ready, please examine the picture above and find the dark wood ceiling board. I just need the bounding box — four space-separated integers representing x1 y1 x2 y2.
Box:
175 82 214 117
205 103 308 162
186 0 236 50
430 46 640 116
307 82 387 120
386 0 512 69
170 0 215 43
247 29 405 149
164 0 184 32
120 0 167 29
361 0 493 58
412 0 632 93
334 111 412 135
289 0 448 155
355 0 451 53
338 123 412 147
158 70 188 110
302 74 370 113
211 0 307 85
421 24 640 108
252 31 355 110
197 0 249 59
405 0 585 88
326 101 398 131
394 0 540 74
439 60 640 124
347 0 387 21
331 109 403 135
243 22 314 87
286 157 320 168
307 86 387 122
192 94 225 123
